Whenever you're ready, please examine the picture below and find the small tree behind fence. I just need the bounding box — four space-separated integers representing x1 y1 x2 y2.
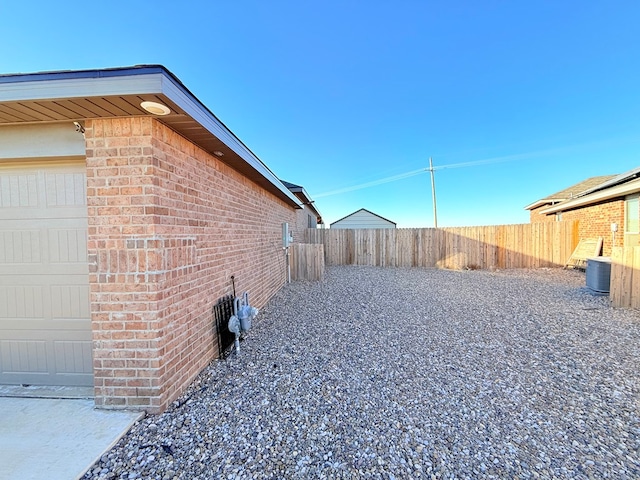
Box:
305 221 580 270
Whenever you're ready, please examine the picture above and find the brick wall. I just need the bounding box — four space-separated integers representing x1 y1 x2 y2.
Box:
86 117 297 412
292 204 317 242
529 205 558 223
530 199 624 255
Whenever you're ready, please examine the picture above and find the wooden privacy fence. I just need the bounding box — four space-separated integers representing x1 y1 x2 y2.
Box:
305 221 579 270
611 246 640 308
289 243 325 281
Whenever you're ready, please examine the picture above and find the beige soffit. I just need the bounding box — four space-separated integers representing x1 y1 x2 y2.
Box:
0 66 302 208
539 177 640 215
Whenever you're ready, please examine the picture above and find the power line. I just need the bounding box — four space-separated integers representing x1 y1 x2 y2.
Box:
313 153 520 198
433 151 543 170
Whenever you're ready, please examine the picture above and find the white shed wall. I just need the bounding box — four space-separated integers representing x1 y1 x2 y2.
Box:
331 210 395 229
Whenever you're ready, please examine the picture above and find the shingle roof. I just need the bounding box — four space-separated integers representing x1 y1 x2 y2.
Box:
525 175 617 210
280 179 323 223
579 166 640 196
280 180 301 190
543 175 617 201
537 166 640 215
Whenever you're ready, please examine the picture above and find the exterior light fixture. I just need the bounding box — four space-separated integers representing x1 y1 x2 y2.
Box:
73 121 85 134
213 150 224 157
140 101 171 116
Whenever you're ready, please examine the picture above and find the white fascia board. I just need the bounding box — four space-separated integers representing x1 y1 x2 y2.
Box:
159 75 301 207
0 69 301 207
524 200 550 211
291 185 312 204
524 198 564 211
539 178 640 215
0 74 165 102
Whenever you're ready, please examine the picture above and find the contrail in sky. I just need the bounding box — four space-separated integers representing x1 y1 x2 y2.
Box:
312 147 561 198
313 168 426 198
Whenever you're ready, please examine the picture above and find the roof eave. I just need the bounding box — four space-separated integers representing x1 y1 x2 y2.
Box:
0 65 302 209
524 200 552 211
157 70 302 208
577 167 640 197
539 178 640 215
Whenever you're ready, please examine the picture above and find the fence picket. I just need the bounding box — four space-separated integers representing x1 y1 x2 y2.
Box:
305 224 636 307
289 243 325 281
306 221 580 270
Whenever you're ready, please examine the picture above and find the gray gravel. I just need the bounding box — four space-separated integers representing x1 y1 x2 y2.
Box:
83 266 640 479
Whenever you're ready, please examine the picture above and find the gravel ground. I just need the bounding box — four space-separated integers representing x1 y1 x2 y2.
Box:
84 266 640 480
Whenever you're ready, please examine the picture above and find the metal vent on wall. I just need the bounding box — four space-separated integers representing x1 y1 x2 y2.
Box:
586 257 611 294
213 294 236 357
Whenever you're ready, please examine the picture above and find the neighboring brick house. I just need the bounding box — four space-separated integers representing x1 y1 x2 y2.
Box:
281 180 324 240
525 167 640 255
0 65 314 413
330 208 396 229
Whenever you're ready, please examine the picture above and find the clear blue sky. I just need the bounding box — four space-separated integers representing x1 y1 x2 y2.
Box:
1 1 639 227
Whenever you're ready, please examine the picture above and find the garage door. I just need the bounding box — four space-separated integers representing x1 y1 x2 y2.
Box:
0 161 92 387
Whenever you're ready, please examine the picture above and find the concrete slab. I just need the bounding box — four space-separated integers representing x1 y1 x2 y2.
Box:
0 397 143 480
0 384 94 399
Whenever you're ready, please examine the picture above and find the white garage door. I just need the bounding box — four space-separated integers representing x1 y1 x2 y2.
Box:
0 161 92 387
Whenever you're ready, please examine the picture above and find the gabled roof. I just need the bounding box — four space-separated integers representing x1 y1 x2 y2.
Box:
330 208 396 227
281 179 323 223
0 65 301 208
524 175 616 211
527 166 640 215
579 166 640 196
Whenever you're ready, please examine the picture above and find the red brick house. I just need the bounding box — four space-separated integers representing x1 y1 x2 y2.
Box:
525 167 640 255
281 180 324 240
0 65 314 412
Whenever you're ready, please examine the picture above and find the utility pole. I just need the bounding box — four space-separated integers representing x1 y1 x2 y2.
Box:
429 156 438 228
